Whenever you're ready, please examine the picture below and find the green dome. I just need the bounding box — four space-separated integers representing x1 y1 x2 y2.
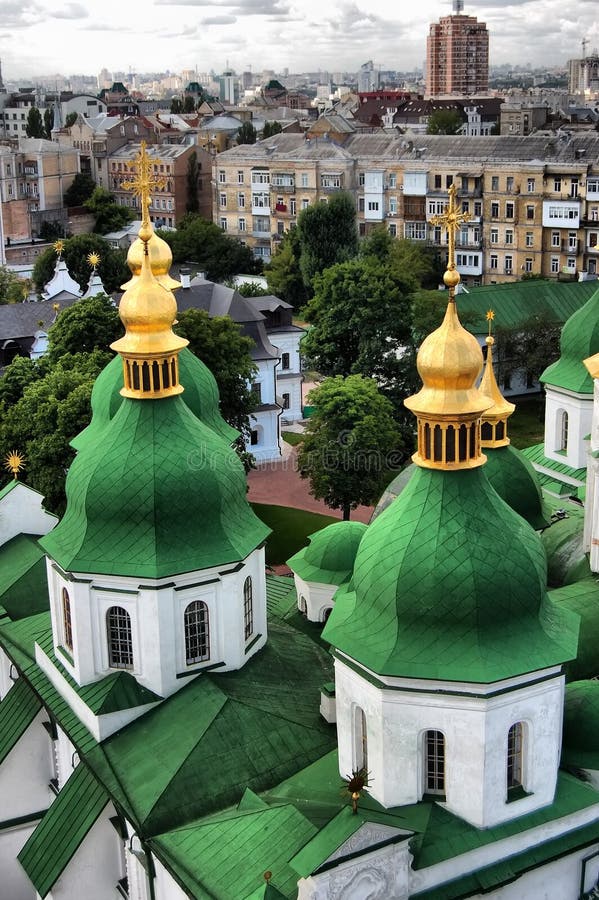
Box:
484 445 551 530
371 465 416 521
322 466 579 683
562 680 599 770
542 510 591 588
541 285 599 393
42 395 269 579
72 348 238 452
550 578 599 681
286 521 367 585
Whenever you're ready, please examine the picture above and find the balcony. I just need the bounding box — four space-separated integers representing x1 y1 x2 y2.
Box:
273 202 287 213
23 166 38 177
252 230 271 239
271 176 295 192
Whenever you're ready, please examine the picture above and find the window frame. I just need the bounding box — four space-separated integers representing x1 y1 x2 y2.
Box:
184 600 210 665
243 576 253 641
424 730 445 796
106 606 134 670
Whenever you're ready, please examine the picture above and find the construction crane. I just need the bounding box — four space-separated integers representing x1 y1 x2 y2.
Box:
453 0 464 13
582 37 589 60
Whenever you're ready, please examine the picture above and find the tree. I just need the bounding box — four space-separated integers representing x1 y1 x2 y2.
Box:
64 172 96 207
411 288 482 345
427 109 464 135
265 228 309 308
65 112 78 128
47 294 122 363
494 316 562 389
0 352 108 514
32 234 129 295
43 107 54 138
160 214 261 281
360 228 444 290
183 95 195 113
296 191 358 290
236 121 257 145
170 98 183 114
297 375 402 519
84 186 135 234
25 107 45 138
0 265 29 304
234 281 269 297
185 151 200 214
263 121 283 138
174 308 257 437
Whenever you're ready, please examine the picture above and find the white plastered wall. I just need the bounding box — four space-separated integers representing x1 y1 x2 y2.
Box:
293 573 337 622
0 482 57 548
334 657 564 828
543 384 592 470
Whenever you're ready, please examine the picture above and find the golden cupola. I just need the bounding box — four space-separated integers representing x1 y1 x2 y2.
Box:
479 311 515 448
111 143 188 400
404 185 493 470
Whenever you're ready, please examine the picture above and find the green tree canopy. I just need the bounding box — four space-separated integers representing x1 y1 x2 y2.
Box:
234 281 269 297
84 186 135 234
65 112 78 128
25 107 45 138
236 121 257 145
183 95 195 113
174 307 257 437
47 294 122 363
170 98 183 113
263 121 283 138
296 192 358 290
297 374 403 519
426 108 464 135
160 214 261 281
64 172 97 207
32 234 129 295
43 107 54 138
361 228 444 290
265 228 308 308
0 265 30 304
185 151 200 214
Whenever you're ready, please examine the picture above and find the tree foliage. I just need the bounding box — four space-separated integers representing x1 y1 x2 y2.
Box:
236 121 257 145
47 294 122 363
494 316 562 388
0 265 30 304
426 109 464 135
32 234 129 294
25 107 45 138
265 228 309 308
84 186 135 234
234 281 269 297
174 308 257 437
64 172 96 207
185 151 200 214
65 111 78 128
297 375 402 519
295 192 358 290
262 121 283 138
160 214 261 281
43 107 54 138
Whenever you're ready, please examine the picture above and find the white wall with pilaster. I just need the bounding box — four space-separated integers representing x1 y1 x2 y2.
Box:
248 406 281 462
543 385 592 469
0 711 52 820
45 548 267 720
293 574 337 623
334 656 564 828
47 807 124 900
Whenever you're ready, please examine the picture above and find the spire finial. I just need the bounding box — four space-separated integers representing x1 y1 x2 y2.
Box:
122 141 166 241
4 450 25 480
480 311 515 447
430 183 471 300
53 239 64 260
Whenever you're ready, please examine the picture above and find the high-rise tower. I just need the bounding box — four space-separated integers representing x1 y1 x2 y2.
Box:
426 4 489 97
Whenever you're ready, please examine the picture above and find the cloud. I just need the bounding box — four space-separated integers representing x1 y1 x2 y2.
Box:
201 14 237 23
50 3 88 19
1 1 43 28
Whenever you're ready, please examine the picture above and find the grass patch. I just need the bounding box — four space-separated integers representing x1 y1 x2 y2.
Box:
282 431 304 446
252 503 337 565
509 396 545 449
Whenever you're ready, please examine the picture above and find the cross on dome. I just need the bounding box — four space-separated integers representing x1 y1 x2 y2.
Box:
430 183 472 294
122 141 167 241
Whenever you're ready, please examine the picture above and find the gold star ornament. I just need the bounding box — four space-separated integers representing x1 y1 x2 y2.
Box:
53 240 64 258
87 252 101 269
4 450 26 479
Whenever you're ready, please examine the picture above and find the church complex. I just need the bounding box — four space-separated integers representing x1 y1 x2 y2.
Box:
4 153 599 899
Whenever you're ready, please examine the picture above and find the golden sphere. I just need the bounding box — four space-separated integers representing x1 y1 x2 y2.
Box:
443 268 461 288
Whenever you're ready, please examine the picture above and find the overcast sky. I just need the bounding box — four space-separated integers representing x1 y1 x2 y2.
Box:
2 0 598 81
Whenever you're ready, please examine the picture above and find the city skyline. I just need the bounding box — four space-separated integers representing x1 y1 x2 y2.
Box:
2 0 598 83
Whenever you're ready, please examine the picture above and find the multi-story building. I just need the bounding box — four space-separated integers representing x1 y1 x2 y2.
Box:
426 1 489 97
213 132 599 285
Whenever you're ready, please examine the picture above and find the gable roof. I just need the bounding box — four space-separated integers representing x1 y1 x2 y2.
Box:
0 297 79 341
0 678 41 766
0 533 49 621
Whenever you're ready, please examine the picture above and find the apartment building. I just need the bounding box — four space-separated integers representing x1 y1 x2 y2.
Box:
213 132 599 285
425 4 489 97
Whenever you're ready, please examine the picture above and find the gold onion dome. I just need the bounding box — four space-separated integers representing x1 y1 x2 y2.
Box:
480 333 515 448
122 230 180 291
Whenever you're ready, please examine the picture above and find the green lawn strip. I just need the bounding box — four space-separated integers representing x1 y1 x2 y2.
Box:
282 431 305 446
251 503 337 565
509 397 545 450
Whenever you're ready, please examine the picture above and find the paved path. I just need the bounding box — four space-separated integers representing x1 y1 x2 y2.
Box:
247 446 374 524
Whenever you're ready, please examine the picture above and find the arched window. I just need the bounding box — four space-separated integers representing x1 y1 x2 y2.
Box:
106 606 133 670
560 411 569 452
354 706 368 771
424 730 445 795
243 577 253 640
299 595 307 615
61 587 73 651
184 601 210 665
507 722 524 789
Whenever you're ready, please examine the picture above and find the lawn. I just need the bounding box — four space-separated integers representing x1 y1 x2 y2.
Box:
508 396 545 449
251 503 336 565
282 431 304 446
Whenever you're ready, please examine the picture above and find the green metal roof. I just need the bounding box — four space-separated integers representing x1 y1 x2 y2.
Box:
323 466 579 683
484 445 551 530
541 285 599 392
84 620 335 835
541 507 590 589
153 802 316 899
0 534 49 621
562 680 599 770
521 442 587 484
0 678 41 765
456 279 598 335
550 579 599 681
72 348 238 453
41 395 270 579
287 521 367 585
18 762 109 899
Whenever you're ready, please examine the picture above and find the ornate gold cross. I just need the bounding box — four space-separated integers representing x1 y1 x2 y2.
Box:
122 141 166 225
430 183 471 272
